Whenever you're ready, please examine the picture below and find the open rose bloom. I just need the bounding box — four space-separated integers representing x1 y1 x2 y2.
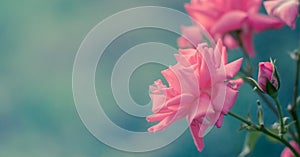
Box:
181 0 284 56
264 0 299 29
177 25 204 48
146 40 243 151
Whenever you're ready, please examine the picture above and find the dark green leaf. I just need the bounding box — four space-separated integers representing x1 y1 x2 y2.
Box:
266 80 278 98
270 58 280 90
273 65 281 89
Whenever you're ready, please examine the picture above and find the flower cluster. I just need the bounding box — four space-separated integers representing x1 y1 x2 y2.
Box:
146 0 300 156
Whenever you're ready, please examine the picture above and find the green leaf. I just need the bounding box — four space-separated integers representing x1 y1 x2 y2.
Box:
266 80 278 98
265 127 280 144
273 65 281 89
285 121 296 130
238 131 261 157
270 58 280 91
244 77 264 93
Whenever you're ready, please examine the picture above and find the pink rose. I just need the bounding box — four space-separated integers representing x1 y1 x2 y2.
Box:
183 0 284 57
264 0 299 29
281 141 300 157
177 25 203 48
258 62 279 93
147 40 243 151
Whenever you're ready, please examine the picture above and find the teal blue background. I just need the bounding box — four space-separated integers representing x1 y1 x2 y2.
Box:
0 0 299 156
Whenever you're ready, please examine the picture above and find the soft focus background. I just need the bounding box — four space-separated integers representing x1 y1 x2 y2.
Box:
1 0 300 156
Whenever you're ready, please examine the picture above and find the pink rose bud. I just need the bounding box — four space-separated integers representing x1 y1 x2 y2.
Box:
264 0 300 29
258 61 280 96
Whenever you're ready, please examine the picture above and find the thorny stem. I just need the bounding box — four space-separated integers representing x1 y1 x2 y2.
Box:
274 97 285 138
228 112 300 157
290 50 300 144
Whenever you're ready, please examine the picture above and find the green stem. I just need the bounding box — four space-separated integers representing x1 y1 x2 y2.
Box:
274 97 285 138
290 50 300 143
228 112 300 157
228 111 252 126
292 55 300 108
261 127 299 157
243 51 253 75
257 91 279 117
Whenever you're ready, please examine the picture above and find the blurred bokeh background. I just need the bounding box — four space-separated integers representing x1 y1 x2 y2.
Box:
0 0 299 156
